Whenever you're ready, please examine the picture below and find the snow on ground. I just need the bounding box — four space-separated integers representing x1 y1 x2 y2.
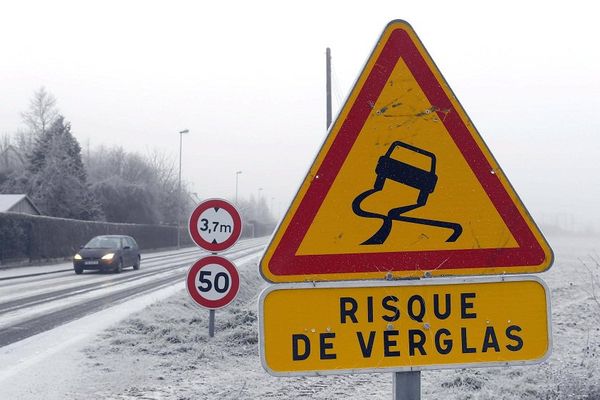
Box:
2 234 600 399
0 281 184 399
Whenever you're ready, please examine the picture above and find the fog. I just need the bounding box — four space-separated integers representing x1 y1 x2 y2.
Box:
1 0 598 231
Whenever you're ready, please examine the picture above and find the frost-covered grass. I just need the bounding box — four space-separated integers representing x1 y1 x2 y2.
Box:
83 234 600 399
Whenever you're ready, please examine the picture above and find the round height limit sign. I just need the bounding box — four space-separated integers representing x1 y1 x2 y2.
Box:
189 199 242 252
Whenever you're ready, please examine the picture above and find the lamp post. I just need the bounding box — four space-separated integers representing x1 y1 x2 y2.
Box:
235 170 242 205
271 196 275 217
255 188 263 238
177 129 189 249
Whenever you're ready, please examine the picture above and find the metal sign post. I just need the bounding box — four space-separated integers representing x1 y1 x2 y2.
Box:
187 198 242 338
186 255 240 337
208 309 216 338
257 20 554 399
394 371 420 400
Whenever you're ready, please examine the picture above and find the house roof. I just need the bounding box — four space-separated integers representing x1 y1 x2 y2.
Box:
0 194 41 214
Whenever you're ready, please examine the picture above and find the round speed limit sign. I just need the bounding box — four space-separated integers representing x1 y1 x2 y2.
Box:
186 256 240 309
188 198 242 252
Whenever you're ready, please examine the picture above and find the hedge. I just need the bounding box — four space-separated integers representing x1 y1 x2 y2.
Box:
0 213 274 265
0 212 192 265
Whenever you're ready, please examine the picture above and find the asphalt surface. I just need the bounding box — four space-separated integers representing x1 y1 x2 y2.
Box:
0 238 266 348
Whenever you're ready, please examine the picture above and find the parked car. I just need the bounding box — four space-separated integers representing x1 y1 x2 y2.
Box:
73 235 141 274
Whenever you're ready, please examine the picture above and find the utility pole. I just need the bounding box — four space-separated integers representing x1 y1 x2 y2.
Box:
326 47 332 130
177 129 189 249
235 171 242 205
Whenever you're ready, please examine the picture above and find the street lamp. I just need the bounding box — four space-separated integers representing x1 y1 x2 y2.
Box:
235 171 242 205
253 188 263 238
177 129 189 249
271 196 275 217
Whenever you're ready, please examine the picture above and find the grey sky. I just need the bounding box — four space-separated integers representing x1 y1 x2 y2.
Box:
1 0 598 229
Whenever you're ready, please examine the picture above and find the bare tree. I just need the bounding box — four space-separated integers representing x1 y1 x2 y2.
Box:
146 150 177 188
20 87 59 152
86 146 190 224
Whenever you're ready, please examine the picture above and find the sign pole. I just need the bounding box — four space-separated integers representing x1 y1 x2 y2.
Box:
326 47 332 129
257 20 554 394
209 249 217 338
393 371 420 400
187 198 243 339
186 255 241 340
208 309 215 338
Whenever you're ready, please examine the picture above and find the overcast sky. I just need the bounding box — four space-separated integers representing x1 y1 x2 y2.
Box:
1 0 599 230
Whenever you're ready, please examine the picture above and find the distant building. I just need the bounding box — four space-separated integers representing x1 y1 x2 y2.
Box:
0 194 41 215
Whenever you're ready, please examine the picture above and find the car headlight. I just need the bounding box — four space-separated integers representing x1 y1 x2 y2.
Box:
101 253 115 260
74 254 82 260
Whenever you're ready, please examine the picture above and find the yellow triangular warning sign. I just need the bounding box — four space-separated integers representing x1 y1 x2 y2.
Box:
261 20 553 282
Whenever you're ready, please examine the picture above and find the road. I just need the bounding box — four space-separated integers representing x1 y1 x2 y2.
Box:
0 238 266 348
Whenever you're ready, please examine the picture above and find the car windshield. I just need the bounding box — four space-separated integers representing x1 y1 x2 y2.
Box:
84 237 121 249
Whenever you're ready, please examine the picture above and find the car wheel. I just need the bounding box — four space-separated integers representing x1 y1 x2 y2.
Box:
115 259 123 274
133 256 140 270
74 266 83 275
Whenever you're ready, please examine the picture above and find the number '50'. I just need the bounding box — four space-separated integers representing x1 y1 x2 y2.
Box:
198 270 230 293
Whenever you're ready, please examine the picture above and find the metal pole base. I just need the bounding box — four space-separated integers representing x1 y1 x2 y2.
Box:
393 371 421 400
209 309 215 338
